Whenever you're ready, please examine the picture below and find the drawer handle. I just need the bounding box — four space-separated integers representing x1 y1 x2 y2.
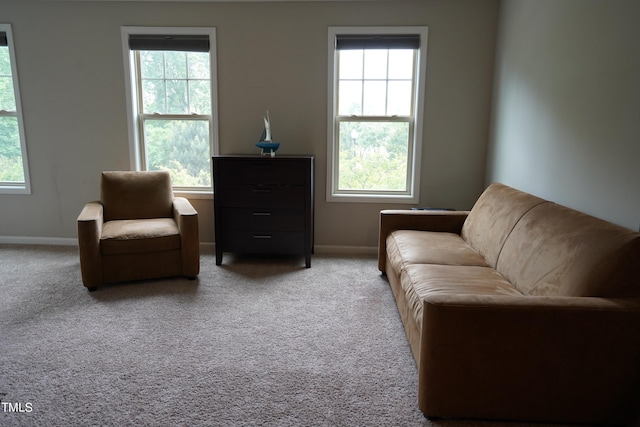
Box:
252 212 272 216
253 235 272 239
252 188 272 193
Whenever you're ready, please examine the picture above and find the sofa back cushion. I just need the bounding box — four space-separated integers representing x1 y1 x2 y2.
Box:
497 202 640 297
101 171 174 221
461 183 547 269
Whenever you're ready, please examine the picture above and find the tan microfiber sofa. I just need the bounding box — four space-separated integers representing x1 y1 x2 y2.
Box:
77 171 199 290
378 183 640 425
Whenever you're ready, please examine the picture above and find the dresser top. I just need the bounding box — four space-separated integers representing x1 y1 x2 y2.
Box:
213 154 314 160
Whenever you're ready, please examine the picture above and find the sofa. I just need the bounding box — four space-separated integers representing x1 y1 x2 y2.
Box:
378 183 640 425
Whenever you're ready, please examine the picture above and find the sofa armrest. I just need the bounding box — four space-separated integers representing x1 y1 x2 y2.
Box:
378 209 469 272
173 197 199 277
420 293 640 424
77 201 104 288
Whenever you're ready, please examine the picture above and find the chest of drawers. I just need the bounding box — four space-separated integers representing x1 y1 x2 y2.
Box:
212 155 314 267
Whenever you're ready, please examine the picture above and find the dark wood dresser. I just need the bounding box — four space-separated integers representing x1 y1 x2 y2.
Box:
212 155 314 267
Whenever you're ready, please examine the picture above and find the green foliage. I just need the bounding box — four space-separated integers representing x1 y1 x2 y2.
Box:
140 51 211 115
138 50 214 188
337 121 409 191
0 47 17 112
0 116 25 183
0 47 26 183
0 76 16 111
335 48 415 193
0 155 24 182
144 119 211 187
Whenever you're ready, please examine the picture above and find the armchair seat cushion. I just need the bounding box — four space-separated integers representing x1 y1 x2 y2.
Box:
101 218 180 255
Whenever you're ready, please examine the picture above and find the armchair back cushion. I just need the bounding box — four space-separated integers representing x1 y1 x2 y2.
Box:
101 171 174 221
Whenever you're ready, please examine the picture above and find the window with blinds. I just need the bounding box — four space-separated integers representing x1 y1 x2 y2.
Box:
327 27 428 203
122 27 219 192
0 24 31 194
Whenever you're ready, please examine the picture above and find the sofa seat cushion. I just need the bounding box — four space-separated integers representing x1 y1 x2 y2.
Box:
401 264 523 329
387 230 488 274
101 218 181 255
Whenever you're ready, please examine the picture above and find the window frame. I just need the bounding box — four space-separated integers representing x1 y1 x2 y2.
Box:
326 26 428 204
0 23 31 195
121 26 219 197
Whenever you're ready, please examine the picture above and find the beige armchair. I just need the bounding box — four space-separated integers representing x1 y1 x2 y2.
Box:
77 171 199 291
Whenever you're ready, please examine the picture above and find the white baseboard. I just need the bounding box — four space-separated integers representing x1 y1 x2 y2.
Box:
199 242 376 256
0 236 78 246
0 237 377 256
314 245 377 256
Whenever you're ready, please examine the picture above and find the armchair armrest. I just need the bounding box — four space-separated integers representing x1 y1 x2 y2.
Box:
378 209 469 272
173 197 199 277
77 201 104 288
420 293 640 424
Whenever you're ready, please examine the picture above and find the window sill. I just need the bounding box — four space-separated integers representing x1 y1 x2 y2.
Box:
326 192 418 204
0 185 31 195
174 190 213 200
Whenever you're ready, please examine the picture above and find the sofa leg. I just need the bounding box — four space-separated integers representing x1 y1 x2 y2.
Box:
424 414 440 421
86 286 98 292
187 276 197 281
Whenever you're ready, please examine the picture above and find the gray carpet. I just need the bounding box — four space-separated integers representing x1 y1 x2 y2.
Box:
0 245 582 427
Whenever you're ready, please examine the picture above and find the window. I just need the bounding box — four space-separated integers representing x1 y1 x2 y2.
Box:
0 24 30 194
327 27 428 203
122 27 219 193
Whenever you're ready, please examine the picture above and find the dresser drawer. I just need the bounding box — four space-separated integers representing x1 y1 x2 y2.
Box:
221 230 305 254
216 159 307 185
220 208 304 231
218 184 305 209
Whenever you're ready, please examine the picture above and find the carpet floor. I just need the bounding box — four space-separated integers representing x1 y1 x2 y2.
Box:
1 245 588 427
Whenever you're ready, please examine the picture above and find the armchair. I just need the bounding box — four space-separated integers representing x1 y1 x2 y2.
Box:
77 171 199 291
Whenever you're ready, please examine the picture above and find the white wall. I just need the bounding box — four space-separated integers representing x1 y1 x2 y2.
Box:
0 0 500 248
488 0 640 231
